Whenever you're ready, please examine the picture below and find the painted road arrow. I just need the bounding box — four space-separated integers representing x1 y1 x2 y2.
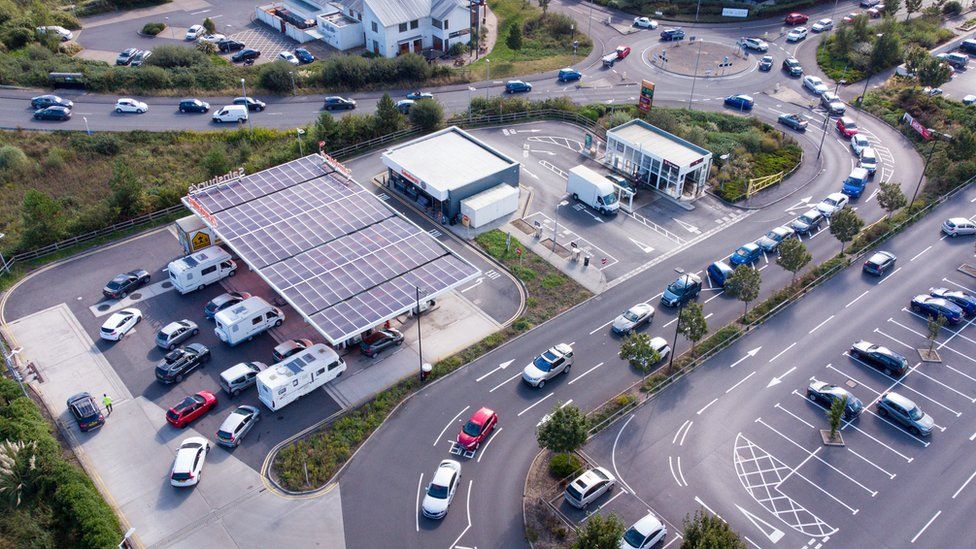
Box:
628 237 654 253
767 365 797 388
476 360 515 382
728 347 762 368
784 196 813 212
736 504 785 543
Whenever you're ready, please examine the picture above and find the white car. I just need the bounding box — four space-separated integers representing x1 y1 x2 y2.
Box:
850 134 870 156
963 94 976 106
621 512 668 548
99 308 142 341
817 192 849 217
786 27 808 42
421 460 461 519
277 51 300 65
811 18 833 32
802 75 828 95
170 437 210 487
649 336 671 362
612 302 655 334
859 147 878 174
115 98 148 114
37 25 73 41
198 33 226 44
943 217 976 237
185 24 205 40
923 87 944 97
522 343 574 388
634 16 658 29
564 467 616 508
738 37 768 52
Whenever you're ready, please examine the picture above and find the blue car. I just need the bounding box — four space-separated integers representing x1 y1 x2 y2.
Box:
557 68 582 82
911 295 963 324
724 94 754 110
505 80 532 93
294 48 315 64
730 242 762 266
929 288 976 316
707 261 734 288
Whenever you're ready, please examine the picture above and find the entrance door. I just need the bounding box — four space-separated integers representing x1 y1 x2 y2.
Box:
413 39 422 53
399 42 410 55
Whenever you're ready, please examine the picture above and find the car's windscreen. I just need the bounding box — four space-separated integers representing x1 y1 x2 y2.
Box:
217 430 233 440
462 421 482 437
622 527 645 547
908 407 924 420
428 483 449 499
624 310 641 322
532 355 554 372
566 484 583 501
602 193 618 205
106 279 123 289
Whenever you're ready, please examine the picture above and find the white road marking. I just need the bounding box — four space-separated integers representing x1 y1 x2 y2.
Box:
877 266 902 284
489 372 521 392
696 398 719 415
767 366 796 388
952 467 976 499
768 342 797 363
475 360 515 382
726 371 756 394
433 406 470 446
693 496 722 519
910 245 932 261
611 414 636 494
477 427 501 463
736 504 785 544
775 401 814 428
910 510 941 544
943 277 976 294
415 473 424 531
568 362 604 385
808 315 835 334
589 319 614 334
847 447 896 479
517 392 554 417
846 290 870 308
729 347 762 368
672 420 692 445
705 290 725 303
449 480 474 548
579 488 628 523
663 317 678 328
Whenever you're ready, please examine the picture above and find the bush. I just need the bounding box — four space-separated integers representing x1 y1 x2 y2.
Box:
1 27 32 50
548 453 582 478
146 44 208 68
0 144 30 174
448 41 468 56
259 61 295 92
942 0 962 15
141 22 166 35
408 99 444 131
131 65 171 91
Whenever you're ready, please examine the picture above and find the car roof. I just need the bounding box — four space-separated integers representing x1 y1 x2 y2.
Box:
868 251 894 262
632 512 664 535
432 461 459 485
220 407 254 431
573 467 613 488
471 407 495 423
883 392 916 409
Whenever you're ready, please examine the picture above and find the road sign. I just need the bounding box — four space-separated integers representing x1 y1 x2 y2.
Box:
722 7 749 17
639 79 655 112
585 133 592 149
902 112 932 141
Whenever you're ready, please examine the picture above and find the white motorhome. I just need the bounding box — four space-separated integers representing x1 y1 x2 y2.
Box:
567 165 619 215
167 246 237 294
214 296 283 346
256 344 346 410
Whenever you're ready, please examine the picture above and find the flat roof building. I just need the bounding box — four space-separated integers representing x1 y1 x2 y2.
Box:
381 126 520 224
605 118 713 200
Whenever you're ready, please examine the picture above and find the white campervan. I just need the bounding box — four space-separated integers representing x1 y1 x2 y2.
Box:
256 344 346 410
167 246 237 294
214 296 283 346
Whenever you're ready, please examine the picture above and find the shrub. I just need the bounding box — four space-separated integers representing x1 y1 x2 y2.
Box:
141 22 166 35
131 65 171 91
259 60 295 92
548 453 582 478
147 44 208 68
942 0 962 15
0 145 30 174
49 11 81 30
1 27 32 50
448 41 468 56
196 41 216 55
408 99 444 131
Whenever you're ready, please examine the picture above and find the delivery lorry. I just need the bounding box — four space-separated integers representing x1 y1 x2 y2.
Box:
567 165 620 215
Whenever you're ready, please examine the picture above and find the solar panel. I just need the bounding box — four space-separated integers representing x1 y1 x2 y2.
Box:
192 155 330 214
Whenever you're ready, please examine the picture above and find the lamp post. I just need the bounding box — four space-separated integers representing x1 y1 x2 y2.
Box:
289 71 297 96
416 286 431 382
667 269 690 375
468 86 476 122
572 39 579 65
83 116 91 136
296 128 305 156
2 345 24 397
909 130 951 210
818 76 846 159
0 232 8 274
553 199 568 252
118 527 136 549
587 0 594 36
240 78 253 132
485 59 490 98
686 0 705 107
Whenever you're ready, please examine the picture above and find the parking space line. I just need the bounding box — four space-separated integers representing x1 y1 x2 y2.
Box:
846 447 896 479
768 343 797 363
845 420 918 459
862 408 933 445
663 317 678 328
568 362 604 385
943 277 976 294
517 392 554 417
835 357 962 417
415 473 423 531
900 311 976 348
580 488 628 523
884 321 976 367
910 368 976 404
910 510 941 544
705 290 725 304
876 266 902 284
697 397 719 415
775 401 815 429
433 406 470 446
952 467 976 499
693 496 722 520
808 315 835 334
846 290 870 308
589 319 614 335
910 245 932 262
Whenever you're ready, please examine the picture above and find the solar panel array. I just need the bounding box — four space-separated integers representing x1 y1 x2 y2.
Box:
186 155 480 344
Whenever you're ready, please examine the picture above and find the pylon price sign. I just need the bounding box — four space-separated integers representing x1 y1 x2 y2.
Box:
639 80 655 112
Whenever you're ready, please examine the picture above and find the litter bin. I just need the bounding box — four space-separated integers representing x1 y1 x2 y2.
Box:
421 362 433 382
583 255 591 267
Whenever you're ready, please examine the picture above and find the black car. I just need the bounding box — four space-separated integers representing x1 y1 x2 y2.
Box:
782 57 803 76
758 55 773 71
323 96 356 110
204 291 252 320
660 28 685 40
910 295 964 324
360 329 404 358
33 106 71 121
862 251 896 276
929 287 976 316
218 38 245 52
272 338 312 362
155 343 211 384
231 48 261 63
233 96 266 111
102 269 150 299
778 113 808 131
850 340 909 376
116 48 139 65
178 99 210 113
31 95 73 109
67 392 105 432
806 381 863 420
660 273 702 307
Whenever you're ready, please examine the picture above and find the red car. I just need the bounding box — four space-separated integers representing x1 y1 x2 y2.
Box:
784 12 809 25
456 407 498 450
836 116 859 138
615 45 631 60
166 391 217 428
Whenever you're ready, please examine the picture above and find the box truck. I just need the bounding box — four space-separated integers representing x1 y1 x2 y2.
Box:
567 165 620 215
214 296 284 346
256 344 346 410
167 246 237 294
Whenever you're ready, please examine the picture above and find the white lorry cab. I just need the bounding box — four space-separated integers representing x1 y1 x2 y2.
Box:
168 246 236 294
567 165 620 215
214 296 284 346
256 344 346 410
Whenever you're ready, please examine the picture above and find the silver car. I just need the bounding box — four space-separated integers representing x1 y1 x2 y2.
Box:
155 319 199 350
522 343 574 388
564 467 616 509
877 392 934 436
612 303 655 334
215 405 260 447
756 226 795 252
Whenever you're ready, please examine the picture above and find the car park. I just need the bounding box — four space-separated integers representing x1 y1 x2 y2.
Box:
215 405 260 447
406 91 434 100
929 287 976 315
807 381 863 419
395 99 414 113
620 512 667 549
273 338 313 362
786 27 807 42
185 25 205 40
155 343 211 384
564 467 616 508
612 303 655 334
811 18 833 32
859 147 878 174
634 16 658 28
67 392 105 432
758 55 773 71
942 217 976 236
850 134 870 155
218 39 245 52
785 12 809 24
421 460 462 519
791 209 825 235
99 308 142 341
505 80 532 93
836 116 859 138
660 28 685 40
179 98 210 113
213 105 248 123
359 329 404 358
166 391 217 428
170 437 210 487
115 48 139 65
850 340 908 376
232 49 261 63
557 67 582 82
277 51 300 65
756 226 795 253
456 407 497 450
820 91 846 115
778 113 807 131
115 98 148 114
31 95 72 109
130 50 152 66
33 106 71 121
707 261 734 287
730 242 762 266
102 269 150 299
862 251 896 275
204 292 252 320
738 37 768 52
294 48 315 63
219 361 266 396
877 392 933 436
911 295 964 324
842 167 870 198
155 319 199 350
803 75 828 95
816 192 849 217
323 96 356 110
522 343 574 387
234 96 266 111
661 274 702 307
723 94 754 110
782 57 803 76
942 52 968 70
198 33 226 43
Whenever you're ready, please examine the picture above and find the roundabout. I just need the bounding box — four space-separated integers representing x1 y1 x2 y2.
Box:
646 40 751 78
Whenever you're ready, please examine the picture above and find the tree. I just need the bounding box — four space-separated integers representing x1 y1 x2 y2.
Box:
258 61 295 93
927 314 946 351
374 93 404 135
877 182 907 218
905 0 922 20
725 265 761 316
918 56 953 89
0 440 37 508
20 189 64 247
538 0 551 15
202 146 231 178
313 111 339 143
829 206 864 253
408 99 444 131
619 333 661 376
776 238 812 283
202 17 216 33
829 26 853 59
869 32 901 74
903 45 928 78
574 513 625 549
678 303 708 355
107 161 144 220
682 509 746 549
883 0 900 16
950 127 976 161
828 396 847 440
506 23 523 52
943 0 963 15
196 40 216 55
536 403 588 454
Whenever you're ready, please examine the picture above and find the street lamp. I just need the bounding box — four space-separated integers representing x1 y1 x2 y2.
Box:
118 527 136 549
667 268 691 375
2 346 24 397
83 116 91 136
296 128 305 156
686 0 705 108
240 78 253 132
572 40 579 65
553 199 569 252
818 77 846 159
289 71 297 95
485 59 490 98
0 232 8 274
909 130 952 210
468 86 476 121
415 286 431 382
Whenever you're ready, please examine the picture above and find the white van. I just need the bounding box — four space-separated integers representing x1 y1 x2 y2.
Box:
567 165 619 215
167 246 237 294
214 296 284 346
256 344 346 411
212 105 248 123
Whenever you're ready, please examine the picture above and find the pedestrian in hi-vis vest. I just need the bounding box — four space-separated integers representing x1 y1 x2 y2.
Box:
102 393 113 415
